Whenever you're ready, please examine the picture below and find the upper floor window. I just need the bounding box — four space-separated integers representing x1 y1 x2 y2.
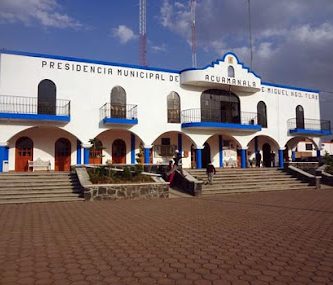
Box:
257 101 267 128
167 91 180 123
38 79 56 115
228 66 235 78
111 86 126 118
296 105 304 129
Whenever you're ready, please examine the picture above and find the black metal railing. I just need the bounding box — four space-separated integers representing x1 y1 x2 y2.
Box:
181 108 258 125
0 95 70 116
100 103 137 121
287 118 331 131
154 145 177 157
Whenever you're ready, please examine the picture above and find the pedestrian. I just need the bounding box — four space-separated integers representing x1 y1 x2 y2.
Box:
166 160 176 187
270 151 275 167
255 151 261 167
206 162 216 185
173 150 184 176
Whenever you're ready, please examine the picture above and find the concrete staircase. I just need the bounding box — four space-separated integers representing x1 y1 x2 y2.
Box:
187 167 315 195
0 172 84 204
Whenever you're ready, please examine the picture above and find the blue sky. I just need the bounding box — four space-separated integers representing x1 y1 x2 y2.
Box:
1 0 333 133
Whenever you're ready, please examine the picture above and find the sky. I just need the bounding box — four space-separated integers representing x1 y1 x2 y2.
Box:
1 0 333 136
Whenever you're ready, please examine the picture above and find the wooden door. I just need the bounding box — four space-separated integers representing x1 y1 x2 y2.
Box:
112 139 126 164
89 139 103 164
15 137 33 172
55 138 71 171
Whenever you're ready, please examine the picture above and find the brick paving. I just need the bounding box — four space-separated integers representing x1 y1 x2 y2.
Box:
0 189 333 285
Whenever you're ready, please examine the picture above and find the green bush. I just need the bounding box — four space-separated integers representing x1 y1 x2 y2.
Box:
323 153 333 174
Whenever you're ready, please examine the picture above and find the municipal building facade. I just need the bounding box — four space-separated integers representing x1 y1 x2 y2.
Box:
0 50 331 172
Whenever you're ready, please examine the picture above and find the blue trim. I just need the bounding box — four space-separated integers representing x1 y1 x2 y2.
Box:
289 128 332 136
0 146 9 172
83 148 90 165
262 82 319 94
144 148 150 164
196 149 202 169
181 122 261 131
1 49 180 74
180 51 261 79
131 134 136 164
0 113 70 122
76 140 82 165
317 149 321 158
219 135 223 168
178 133 183 153
278 149 284 168
241 149 247 169
103 117 138 125
291 151 296 162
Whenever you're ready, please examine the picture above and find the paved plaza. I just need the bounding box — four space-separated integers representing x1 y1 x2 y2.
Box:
0 189 333 285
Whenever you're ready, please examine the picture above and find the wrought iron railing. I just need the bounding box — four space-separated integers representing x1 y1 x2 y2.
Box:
100 103 137 121
181 108 258 125
0 95 70 116
287 118 331 131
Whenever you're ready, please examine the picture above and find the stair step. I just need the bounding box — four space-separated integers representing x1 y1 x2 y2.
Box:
0 197 85 204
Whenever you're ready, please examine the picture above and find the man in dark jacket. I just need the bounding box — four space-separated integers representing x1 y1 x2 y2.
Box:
206 162 216 184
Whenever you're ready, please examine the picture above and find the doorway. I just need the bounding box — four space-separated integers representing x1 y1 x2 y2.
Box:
55 138 71 171
262 143 271 167
202 142 211 168
15 137 33 171
112 139 126 164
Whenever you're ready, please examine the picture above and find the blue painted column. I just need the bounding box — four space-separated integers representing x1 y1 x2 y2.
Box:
0 144 9 173
178 133 183 153
219 135 223 168
196 148 202 169
83 148 90 165
278 149 284 168
241 149 247 169
291 151 296 162
144 146 151 164
316 149 321 159
76 140 82 165
131 133 136 164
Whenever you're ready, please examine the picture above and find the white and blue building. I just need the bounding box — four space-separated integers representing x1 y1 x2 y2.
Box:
0 50 331 172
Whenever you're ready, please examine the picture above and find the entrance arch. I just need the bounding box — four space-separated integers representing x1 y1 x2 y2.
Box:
112 139 126 163
15 137 33 171
202 142 211 168
55 138 71 171
262 143 271 167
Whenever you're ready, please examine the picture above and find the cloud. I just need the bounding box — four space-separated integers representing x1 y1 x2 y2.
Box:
0 0 82 29
112 25 138 44
151 43 167 53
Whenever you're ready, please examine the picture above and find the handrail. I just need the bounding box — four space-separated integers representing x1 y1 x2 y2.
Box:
0 94 70 116
287 118 331 131
100 103 138 120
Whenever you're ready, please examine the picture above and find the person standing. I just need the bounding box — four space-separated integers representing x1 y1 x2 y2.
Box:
206 162 216 185
270 151 275 167
166 160 176 187
173 150 184 176
255 151 261 167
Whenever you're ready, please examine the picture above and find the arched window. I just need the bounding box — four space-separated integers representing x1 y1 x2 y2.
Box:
257 101 267 128
167 91 181 123
228 66 235 78
201 89 240 123
111 86 126 118
296 105 304 129
38 79 56 115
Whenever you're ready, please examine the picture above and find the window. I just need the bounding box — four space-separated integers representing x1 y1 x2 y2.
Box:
111 86 126 118
257 101 267 128
228 66 235 77
167 91 180 123
161 138 170 145
201 89 240 123
38 79 56 115
305 143 313 151
296 105 304 129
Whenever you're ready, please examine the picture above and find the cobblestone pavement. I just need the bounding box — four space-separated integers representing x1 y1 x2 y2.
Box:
1 189 333 285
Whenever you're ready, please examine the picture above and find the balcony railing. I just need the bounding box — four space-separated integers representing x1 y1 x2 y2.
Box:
154 145 177 157
181 108 261 131
287 118 332 136
100 103 138 124
0 95 70 121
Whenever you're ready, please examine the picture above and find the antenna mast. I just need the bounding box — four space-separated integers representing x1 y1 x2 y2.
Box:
139 0 147 66
191 0 197 68
248 0 253 69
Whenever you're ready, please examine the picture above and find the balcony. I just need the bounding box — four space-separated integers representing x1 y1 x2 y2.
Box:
100 103 138 125
181 108 261 131
0 95 70 122
287 118 332 136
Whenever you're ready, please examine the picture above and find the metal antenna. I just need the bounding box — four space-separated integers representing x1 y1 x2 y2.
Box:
139 0 147 66
248 0 253 69
191 0 197 68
